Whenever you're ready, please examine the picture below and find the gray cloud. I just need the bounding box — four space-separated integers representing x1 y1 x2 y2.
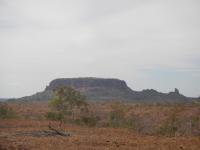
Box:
0 0 200 97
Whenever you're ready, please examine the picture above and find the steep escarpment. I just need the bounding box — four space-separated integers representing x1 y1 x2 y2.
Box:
16 77 193 103
45 78 134 101
45 78 129 91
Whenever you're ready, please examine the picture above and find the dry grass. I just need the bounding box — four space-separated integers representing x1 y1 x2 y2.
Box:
0 120 200 150
0 102 200 149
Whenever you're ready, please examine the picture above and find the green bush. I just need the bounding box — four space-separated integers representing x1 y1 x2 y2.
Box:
81 116 100 127
74 113 100 127
108 102 131 127
48 87 88 123
45 112 64 121
109 111 125 127
0 104 16 119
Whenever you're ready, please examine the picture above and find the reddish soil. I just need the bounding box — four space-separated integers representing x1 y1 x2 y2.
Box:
0 120 200 150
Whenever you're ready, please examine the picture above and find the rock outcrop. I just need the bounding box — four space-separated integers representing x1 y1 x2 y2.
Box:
17 77 194 103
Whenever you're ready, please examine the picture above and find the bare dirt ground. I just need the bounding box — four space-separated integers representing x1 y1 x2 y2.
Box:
0 120 200 150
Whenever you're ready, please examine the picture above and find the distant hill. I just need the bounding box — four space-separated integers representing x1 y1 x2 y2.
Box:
16 77 196 103
0 98 8 102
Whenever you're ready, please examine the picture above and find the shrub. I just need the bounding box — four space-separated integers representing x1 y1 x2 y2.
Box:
108 102 131 127
75 116 100 127
48 86 88 123
158 122 178 137
190 116 200 135
157 106 180 136
0 103 17 119
109 110 125 127
45 112 64 121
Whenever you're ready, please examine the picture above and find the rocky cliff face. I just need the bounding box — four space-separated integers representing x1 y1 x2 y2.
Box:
17 77 194 103
44 78 134 101
45 78 129 91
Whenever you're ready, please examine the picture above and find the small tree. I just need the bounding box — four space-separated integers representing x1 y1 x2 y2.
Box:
48 86 88 126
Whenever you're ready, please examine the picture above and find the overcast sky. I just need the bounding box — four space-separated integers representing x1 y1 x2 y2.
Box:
0 0 200 98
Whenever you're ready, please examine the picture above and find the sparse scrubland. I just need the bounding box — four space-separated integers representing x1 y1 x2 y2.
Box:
0 100 200 149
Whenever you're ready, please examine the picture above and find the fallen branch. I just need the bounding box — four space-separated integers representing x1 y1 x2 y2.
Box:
48 124 71 136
